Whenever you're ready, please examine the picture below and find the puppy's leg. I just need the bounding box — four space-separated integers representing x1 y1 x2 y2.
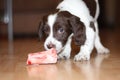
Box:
74 28 95 61
58 34 73 59
94 22 110 54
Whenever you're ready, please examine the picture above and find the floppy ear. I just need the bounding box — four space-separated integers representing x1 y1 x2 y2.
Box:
69 16 86 46
38 21 44 40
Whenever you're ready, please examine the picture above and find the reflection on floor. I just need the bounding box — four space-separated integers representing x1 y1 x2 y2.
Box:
0 28 120 80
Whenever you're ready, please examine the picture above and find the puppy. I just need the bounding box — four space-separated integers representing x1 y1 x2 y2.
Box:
38 0 110 61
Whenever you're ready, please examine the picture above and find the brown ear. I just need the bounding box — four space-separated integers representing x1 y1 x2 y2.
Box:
38 15 48 40
69 16 86 46
38 21 44 40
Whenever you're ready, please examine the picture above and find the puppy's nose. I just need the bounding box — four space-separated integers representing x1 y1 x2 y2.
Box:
47 43 55 49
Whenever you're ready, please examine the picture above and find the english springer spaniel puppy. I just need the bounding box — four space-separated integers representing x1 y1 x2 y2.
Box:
38 0 110 61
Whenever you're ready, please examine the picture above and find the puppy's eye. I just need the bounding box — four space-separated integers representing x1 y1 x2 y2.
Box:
58 28 64 34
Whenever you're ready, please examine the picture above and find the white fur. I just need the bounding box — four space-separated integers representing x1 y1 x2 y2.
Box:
58 33 73 59
94 22 110 54
44 13 63 53
47 14 57 28
94 0 100 21
57 0 110 61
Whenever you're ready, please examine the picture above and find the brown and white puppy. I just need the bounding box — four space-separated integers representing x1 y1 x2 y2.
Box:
38 0 110 61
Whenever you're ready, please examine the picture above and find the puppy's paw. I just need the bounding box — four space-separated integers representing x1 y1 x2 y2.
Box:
74 53 90 61
97 47 110 54
58 52 70 60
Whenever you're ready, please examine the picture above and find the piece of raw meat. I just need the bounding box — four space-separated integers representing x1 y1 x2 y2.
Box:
27 48 57 65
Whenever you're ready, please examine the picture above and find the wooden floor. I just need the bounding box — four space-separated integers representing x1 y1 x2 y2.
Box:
0 28 120 80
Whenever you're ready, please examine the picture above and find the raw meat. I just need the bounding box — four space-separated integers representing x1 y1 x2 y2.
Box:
27 48 57 65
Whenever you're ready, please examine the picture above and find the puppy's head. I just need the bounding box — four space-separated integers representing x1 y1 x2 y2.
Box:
38 11 86 53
